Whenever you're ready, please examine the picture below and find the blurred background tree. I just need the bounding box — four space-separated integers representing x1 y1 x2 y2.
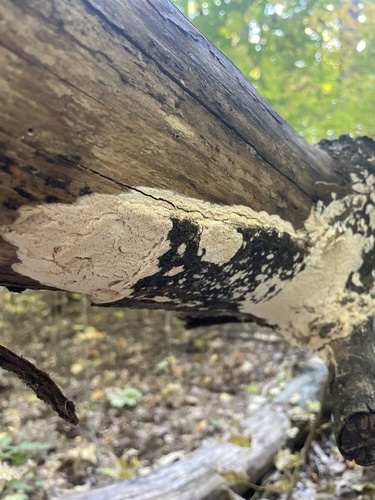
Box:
172 0 374 143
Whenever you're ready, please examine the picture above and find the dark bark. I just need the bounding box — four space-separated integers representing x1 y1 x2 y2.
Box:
330 319 375 466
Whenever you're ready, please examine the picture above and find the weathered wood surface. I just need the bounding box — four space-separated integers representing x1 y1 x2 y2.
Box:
61 358 327 500
0 0 336 223
0 0 338 291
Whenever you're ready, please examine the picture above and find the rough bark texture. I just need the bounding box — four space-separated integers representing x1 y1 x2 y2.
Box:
62 358 327 500
330 319 375 466
0 0 339 291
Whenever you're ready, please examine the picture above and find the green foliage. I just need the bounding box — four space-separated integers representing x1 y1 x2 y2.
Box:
0 434 50 467
352 481 375 493
98 449 140 480
274 448 305 471
172 0 375 142
106 387 143 408
0 433 50 497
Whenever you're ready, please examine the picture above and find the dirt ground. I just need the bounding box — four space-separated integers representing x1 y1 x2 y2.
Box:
0 289 374 500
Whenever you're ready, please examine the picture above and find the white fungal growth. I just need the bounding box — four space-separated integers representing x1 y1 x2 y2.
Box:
242 172 375 358
3 172 375 359
1 186 296 304
199 223 243 264
2 193 173 303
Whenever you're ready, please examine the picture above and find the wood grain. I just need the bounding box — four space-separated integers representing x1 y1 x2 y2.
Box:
0 0 342 289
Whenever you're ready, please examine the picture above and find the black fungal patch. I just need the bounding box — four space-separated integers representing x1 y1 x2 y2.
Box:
108 218 306 313
319 322 336 338
345 201 375 294
346 244 375 295
319 136 375 296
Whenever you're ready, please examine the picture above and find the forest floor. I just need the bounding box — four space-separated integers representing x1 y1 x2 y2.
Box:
0 289 374 500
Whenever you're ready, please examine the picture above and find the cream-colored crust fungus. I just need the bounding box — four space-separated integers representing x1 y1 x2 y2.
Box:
244 191 375 356
1 186 298 302
2 168 375 359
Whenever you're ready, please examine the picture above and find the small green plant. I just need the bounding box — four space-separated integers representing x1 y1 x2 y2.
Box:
0 433 51 497
106 387 143 408
99 448 140 480
0 434 51 466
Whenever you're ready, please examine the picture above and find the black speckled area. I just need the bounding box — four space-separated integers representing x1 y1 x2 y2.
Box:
108 218 306 313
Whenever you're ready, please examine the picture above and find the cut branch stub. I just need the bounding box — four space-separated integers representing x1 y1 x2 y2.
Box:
331 319 375 466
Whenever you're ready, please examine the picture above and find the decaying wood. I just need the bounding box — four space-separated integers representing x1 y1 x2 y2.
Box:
330 319 375 466
2 0 375 467
62 358 327 500
0 344 78 424
0 0 338 291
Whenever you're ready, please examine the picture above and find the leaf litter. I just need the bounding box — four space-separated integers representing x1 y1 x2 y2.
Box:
0 289 373 499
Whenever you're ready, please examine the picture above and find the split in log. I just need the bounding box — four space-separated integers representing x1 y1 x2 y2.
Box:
1 0 375 466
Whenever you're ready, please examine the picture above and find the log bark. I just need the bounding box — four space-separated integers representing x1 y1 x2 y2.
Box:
61 357 327 500
0 0 339 292
330 319 375 466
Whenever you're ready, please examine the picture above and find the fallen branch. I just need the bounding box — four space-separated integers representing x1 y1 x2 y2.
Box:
330 319 375 466
62 357 327 500
0 344 78 425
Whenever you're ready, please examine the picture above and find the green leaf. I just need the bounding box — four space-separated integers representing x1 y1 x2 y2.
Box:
227 432 252 448
306 399 321 413
9 452 27 467
106 387 143 408
5 480 35 492
3 494 29 500
16 442 51 452
352 482 375 493
216 469 254 487
0 435 13 448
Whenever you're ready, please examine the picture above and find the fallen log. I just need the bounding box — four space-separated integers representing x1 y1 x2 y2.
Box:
62 357 327 500
0 0 336 294
1 0 375 466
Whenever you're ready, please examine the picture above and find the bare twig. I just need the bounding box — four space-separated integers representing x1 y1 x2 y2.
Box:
0 344 78 425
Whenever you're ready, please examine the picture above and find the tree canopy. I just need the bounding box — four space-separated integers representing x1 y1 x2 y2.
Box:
172 0 375 143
